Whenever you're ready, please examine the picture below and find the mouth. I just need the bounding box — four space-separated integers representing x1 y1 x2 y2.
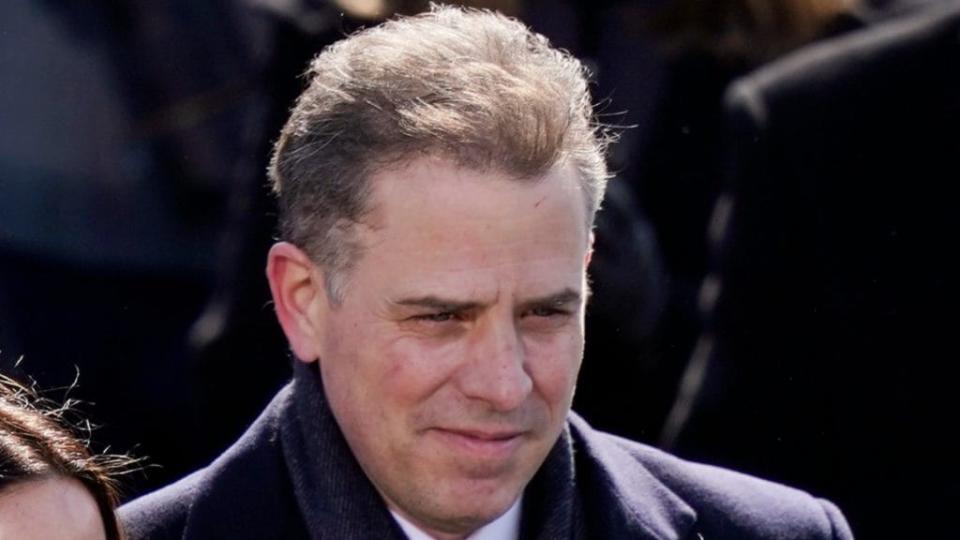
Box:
428 427 526 459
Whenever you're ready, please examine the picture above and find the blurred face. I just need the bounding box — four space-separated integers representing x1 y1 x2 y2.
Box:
0 476 106 540
310 157 590 538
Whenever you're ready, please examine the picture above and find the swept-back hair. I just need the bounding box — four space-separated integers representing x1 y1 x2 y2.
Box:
269 5 611 301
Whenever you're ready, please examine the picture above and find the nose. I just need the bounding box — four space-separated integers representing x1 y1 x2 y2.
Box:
456 316 533 412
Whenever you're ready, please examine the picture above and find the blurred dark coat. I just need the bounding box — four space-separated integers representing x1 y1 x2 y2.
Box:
671 1 960 537
119 363 851 540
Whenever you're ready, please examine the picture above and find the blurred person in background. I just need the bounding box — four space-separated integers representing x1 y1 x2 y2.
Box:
662 1 960 536
1 374 132 540
574 0 864 442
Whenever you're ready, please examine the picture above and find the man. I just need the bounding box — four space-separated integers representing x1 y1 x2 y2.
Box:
120 6 852 539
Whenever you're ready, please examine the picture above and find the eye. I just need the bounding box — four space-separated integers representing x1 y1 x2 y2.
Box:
526 306 567 318
414 312 456 323
519 306 574 332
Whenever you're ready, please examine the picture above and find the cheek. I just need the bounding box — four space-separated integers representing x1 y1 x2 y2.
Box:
325 323 461 412
380 336 465 402
319 318 386 425
525 332 583 406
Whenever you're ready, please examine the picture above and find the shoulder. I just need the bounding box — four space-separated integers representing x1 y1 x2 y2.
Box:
119 384 297 540
727 0 960 120
610 435 851 539
119 469 204 540
568 415 853 539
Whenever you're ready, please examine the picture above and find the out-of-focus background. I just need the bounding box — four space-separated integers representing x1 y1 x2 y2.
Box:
1 0 957 536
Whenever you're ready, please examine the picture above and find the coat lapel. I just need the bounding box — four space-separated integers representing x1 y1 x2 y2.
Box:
179 366 406 540
182 383 309 539
568 414 699 540
519 424 585 539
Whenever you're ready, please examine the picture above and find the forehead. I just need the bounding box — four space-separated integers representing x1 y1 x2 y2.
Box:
365 157 587 238
0 476 105 540
354 157 589 297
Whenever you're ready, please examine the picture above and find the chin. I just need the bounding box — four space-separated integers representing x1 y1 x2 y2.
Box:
425 500 515 538
439 479 521 522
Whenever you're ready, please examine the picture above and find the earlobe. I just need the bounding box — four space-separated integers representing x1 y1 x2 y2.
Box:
266 242 327 363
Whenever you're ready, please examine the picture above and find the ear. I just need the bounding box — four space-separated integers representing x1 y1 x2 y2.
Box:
584 231 595 267
266 242 329 364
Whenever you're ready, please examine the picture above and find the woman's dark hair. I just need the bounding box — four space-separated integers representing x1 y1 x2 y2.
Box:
0 374 132 540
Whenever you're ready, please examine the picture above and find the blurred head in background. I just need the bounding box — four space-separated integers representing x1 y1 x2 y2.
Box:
0 375 130 540
649 0 857 64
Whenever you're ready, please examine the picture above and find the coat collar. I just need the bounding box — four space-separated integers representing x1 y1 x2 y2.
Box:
280 361 407 540
281 362 590 540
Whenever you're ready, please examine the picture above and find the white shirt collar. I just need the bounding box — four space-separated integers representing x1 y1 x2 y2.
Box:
390 495 523 540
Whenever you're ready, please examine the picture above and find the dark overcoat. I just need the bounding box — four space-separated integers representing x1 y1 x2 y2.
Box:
120 364 852 539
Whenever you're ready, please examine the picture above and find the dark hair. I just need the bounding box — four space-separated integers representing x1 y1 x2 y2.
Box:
0 375 131 540
649 0 854 64
269 4 611 301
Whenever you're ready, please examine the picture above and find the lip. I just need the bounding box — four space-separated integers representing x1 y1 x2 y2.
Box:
428 427 526 459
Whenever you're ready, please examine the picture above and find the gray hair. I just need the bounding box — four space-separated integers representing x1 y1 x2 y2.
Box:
268 5 612 302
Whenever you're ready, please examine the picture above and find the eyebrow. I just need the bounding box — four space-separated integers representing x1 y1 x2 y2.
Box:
390 288 582 313
390 296 483 313
516 288 582 312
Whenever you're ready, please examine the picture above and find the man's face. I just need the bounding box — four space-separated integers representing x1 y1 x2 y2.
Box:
309 157 590 537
